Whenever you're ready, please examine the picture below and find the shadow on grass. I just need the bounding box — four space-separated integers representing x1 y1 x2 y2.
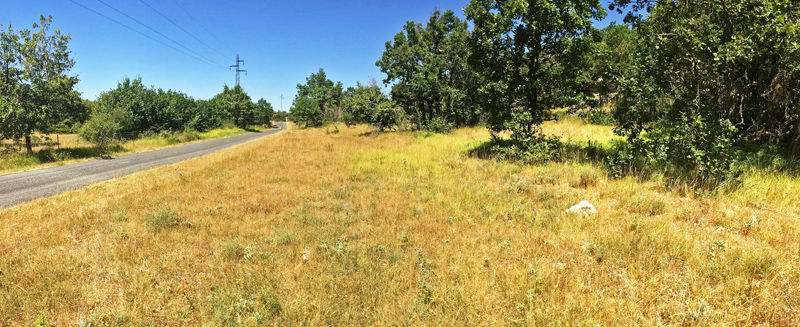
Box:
468 135 800 193
1 144 128 172
32 144 128 163
468 137 613 164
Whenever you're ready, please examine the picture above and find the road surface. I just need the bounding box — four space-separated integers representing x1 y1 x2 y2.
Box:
0 122 286 207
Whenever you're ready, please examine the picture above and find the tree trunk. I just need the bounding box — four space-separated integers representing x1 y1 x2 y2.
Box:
25 135 33 154
793 118 800 159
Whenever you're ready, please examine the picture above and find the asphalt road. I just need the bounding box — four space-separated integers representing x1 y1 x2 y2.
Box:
0 122 286 207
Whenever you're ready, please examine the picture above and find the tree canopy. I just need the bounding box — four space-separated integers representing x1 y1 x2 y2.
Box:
612 0 800 178
290 68 343 127
376 10 480 132
341 80 398 133
466 0 606 149
254 98 274 126
212 84 255 129
0 15 81 153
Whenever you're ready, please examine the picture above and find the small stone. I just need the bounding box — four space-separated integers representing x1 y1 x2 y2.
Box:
566 200 598 215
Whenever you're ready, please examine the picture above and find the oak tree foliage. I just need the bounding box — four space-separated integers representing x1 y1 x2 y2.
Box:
612 0 800 179
377 10 481 132
341 79 398 133
0 16 82 153
290 68 343 127
466 0 605 150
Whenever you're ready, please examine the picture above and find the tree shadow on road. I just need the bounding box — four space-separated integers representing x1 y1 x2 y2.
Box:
1 144 128 172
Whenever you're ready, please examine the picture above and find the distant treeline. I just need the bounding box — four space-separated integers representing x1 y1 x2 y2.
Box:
0 16 282 152
80 77 274 145
290 0 800 182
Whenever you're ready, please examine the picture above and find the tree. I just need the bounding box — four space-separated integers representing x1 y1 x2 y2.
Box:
290 69 343 127
155 88 195 132
465 0 605 149
190 99 225 131
290 95 320 128
79 106 128 145
212 84 255 129
0 16 81 153
589 23 636 105
254 98 274 125
612 0 800 178
90 77 158 137
341 79 398 132
376 10 480 132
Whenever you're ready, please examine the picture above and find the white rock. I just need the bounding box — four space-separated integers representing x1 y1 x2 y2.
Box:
566 200 598 215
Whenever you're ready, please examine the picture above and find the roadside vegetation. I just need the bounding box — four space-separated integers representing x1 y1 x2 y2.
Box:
0 126 260 175
1 121 797 325
1 17 285 174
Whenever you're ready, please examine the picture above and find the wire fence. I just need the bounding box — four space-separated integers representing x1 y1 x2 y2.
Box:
0 133 94 154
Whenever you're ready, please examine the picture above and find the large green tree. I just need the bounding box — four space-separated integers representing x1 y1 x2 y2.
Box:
0 16 81 153
290 69 343 127
465 0 605 148
90 77 158 138
341 80 398 132
254 98 274 126
212 84 256 129
376 10 480 132
612 0 800 177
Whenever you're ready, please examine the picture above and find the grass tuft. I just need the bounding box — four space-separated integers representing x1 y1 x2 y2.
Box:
143 208 188 231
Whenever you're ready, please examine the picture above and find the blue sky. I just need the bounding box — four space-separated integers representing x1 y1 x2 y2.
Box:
4 0 625 111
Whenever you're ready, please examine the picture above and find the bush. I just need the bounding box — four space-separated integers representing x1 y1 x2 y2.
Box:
578 110 615 126
604 115 739 186
425 117 455 133
79 107 130 145
489 135 564 163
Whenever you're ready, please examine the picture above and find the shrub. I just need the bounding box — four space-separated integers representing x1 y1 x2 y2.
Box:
221 242 245 260
143 209 187 231
79 107 130 145
578 109 615 126
426 117 455 133
490 135 564 163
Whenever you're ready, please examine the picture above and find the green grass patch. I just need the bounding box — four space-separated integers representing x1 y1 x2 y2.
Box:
143 208 189 231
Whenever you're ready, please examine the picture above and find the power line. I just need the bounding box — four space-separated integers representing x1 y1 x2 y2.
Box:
245 74 262 91
245 74 267 97
170 0 236 54
68 0 222 69
137 0 231 61
94 0 227 69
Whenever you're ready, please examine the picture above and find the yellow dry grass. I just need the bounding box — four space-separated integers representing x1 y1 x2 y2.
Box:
0 122 797 325
542 118 622 146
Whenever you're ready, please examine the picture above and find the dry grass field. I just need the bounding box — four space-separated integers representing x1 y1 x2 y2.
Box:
1 120 798 325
